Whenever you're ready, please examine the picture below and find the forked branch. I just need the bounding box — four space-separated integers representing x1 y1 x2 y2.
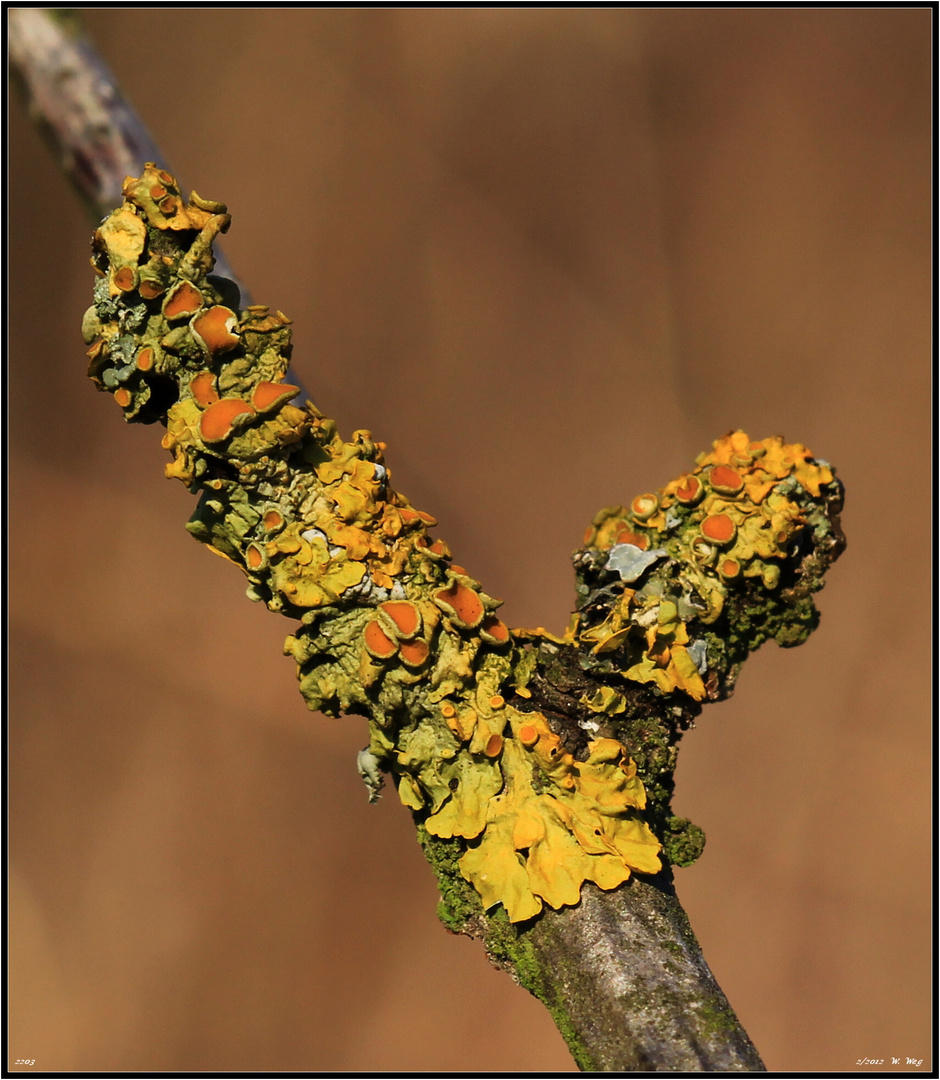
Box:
14 9 845 1070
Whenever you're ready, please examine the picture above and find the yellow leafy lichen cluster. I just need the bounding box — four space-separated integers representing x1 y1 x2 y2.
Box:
459 717 661 921
82 165 663 924
285 596 664 921
578 431 835 700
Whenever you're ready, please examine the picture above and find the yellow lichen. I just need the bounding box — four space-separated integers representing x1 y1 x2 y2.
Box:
459 723 661 922
85 170 842 927
576 430 838 697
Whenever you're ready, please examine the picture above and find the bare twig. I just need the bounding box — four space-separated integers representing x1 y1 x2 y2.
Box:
9 7 241 289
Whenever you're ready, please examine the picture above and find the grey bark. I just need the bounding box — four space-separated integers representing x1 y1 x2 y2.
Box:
525 877 765 1070
8 7 241 287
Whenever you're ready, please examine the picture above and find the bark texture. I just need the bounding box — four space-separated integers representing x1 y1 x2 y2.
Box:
523 878 766 1071
8 7 241 286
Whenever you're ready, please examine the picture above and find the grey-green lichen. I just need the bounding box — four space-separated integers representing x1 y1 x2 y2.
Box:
82 166 845 935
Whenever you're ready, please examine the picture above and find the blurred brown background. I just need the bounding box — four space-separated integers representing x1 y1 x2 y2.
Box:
9 8 932 1074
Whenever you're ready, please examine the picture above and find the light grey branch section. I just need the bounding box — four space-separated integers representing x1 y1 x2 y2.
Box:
525 877 766 1070
8 7 242 289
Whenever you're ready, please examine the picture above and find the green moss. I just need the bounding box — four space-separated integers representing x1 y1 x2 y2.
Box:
717 582 821 660
695 999 741 1039
617 713 678 815
662 816 706 868
416 826 596 1069
415 825 482 934
488 911 597 1071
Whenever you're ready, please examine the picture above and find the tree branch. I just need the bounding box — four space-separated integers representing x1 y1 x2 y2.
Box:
523 877 765 1071
8 7 241 287
14 9 846 1071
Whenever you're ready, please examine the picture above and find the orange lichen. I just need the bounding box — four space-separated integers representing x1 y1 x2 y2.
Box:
163 281 203 321
615 528 649 549
379 600 421 639
252 381 300 413
701 513 736 544
199 398 255 443
434 580 484 628
457 719 661 921
113 266 137 292
708 465 744 495
480 615 510 644
631 493 659 520
674 474 703 505
518 724 539 748
364 620 398 659
329 524 372 561
400 639 430 667
93 204 145 288
484 733 504 758
87 170 843 932
191 306 240 355
190 371 220 407
139 279 165 300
